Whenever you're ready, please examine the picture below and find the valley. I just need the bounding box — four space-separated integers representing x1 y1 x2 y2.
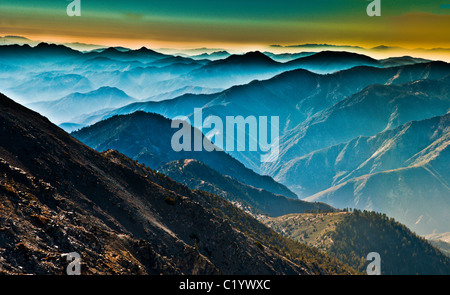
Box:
0 41 449 275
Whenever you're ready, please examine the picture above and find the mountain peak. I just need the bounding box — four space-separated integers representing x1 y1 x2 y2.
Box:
94 85 127 93
136 46 149 51
0 92 354 275
35 42 53 48
214 51 278 66
238 50 275 61
101 47 122 53
34 42 75 52
298 50 377 62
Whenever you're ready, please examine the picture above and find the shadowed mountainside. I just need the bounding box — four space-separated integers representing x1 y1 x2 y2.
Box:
159 159 334 217
71 111 298 199
0 92 355 274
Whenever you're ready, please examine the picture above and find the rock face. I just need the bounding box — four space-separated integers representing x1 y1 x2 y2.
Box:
0 93 353 275
159 159 334 217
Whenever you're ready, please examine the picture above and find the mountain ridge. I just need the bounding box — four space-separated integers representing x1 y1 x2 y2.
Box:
68 61 450 174
301 115 450 236
71 111 298 199
159 158 334 217
262 210 450 274
0 92 354 274
28 86 137 124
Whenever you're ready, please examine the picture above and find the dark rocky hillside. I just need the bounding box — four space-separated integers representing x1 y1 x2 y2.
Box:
0 93 354 275
72 111 298 199
159 159 334 217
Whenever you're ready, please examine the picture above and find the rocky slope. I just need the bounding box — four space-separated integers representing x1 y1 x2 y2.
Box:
0 93 353 274
71 111 298 199
159 159 333 217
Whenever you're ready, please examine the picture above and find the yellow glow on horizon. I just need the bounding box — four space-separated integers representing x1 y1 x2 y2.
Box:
1 4 450 61
3 32 449 62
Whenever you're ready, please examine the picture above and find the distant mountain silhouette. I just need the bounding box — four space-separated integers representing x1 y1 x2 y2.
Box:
2 45 435 110
379 56 431 67
84 46 168 62
28 86 137 124
263 51 316 62
190 51 231 60
285 51 380 73
137 51 386 95
210 51 280 66
0 43 81 63
6 72 94 104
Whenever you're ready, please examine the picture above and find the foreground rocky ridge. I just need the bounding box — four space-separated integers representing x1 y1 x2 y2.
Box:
0 93 353 274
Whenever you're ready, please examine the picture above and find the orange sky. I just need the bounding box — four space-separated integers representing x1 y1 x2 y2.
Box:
1 1 450 60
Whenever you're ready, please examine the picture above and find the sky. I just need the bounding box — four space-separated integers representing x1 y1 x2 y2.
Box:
1 0 450 55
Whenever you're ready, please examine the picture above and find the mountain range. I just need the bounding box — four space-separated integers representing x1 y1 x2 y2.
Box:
69 61 450 171
301 112 450 235
1 43 426 105
28 87 137 124
159 159 333 217
2 92 449 274
66 60 450 236
268 75 450 186
2 41 450 274
71 111 297 199
0 92 357 275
